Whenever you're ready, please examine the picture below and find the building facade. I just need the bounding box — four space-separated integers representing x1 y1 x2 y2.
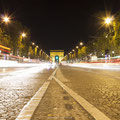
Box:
50 50 64 63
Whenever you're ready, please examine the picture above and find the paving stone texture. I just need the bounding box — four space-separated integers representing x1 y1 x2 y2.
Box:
0 67 54 120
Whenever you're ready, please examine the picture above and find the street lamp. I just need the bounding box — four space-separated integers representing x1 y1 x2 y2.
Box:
112 51 115 57
32 42 35 45
76 46 79 49
2 16 10 23
112 51 114 54
35 45 39 59
76 46 79 60
104 16 114 58
80 42 83 46
21 32 26 38
17 32 27 56
105 17 113 25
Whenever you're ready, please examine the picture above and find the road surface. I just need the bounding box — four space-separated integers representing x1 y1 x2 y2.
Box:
0 65 55 120
54 66 120 120
32 66 120 120
1 65 120 120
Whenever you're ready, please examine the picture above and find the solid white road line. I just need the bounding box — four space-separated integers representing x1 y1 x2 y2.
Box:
53 76 111 120
16 81 50 120
52 67 58 76
16 68 57 120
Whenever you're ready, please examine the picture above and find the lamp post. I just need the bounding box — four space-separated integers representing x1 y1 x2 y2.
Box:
0 15 11 55
35 45 39 59
104 16 114 59
104 17 114 34
18 32 27 57
76 46 79 61
77 42 83 60
30 42 36 58
29 42 35 59
72 49 75 61
39 49 42 60
112 51 114 57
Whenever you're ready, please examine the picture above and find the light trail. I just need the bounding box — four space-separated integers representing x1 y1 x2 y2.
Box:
65 63 120 70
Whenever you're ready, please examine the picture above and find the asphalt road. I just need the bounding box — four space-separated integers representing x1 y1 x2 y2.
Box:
1 65 120 120
0 66 55 120
32 79 94 120
55 66 120 120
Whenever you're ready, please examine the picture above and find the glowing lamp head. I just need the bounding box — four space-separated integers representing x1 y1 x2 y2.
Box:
22 33 26 37
76 46 79 49
2 16 10 23
80 42 83 46
105 17 112 24
112 51 114 54
32 42 35 45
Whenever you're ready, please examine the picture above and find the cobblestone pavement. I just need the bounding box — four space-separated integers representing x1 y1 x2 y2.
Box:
56 66 120 120
32 80 94 120
0 66 54 120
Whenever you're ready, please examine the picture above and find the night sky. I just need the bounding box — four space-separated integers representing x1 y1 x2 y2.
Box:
0 0 120 54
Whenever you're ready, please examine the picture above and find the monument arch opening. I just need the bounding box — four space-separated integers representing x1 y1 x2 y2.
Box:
55 55 59 63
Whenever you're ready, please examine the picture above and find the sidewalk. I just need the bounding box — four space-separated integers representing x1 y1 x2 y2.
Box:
31 80 94 120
